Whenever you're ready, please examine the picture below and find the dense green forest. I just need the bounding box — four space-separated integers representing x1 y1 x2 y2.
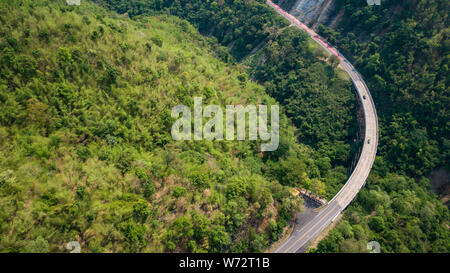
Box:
98 0 360 198
0 0 307 252
0 0 355 253
99 0 290 60
0 0 448 253
96 0 450 253
252 28 358 168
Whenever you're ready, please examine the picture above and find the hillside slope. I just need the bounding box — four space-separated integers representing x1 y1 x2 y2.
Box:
0 0 314 253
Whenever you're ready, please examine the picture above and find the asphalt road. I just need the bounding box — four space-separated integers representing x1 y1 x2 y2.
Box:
267 1 379 253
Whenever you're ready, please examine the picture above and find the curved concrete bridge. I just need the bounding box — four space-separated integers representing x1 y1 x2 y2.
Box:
267 0 379 253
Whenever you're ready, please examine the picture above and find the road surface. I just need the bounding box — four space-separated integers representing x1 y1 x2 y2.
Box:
267 0 379 253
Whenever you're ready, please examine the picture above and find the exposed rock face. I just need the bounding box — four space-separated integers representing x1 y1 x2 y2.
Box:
284 0 337 29
428 168 450 207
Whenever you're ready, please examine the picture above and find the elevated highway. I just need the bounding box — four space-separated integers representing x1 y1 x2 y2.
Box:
267 0 379 253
